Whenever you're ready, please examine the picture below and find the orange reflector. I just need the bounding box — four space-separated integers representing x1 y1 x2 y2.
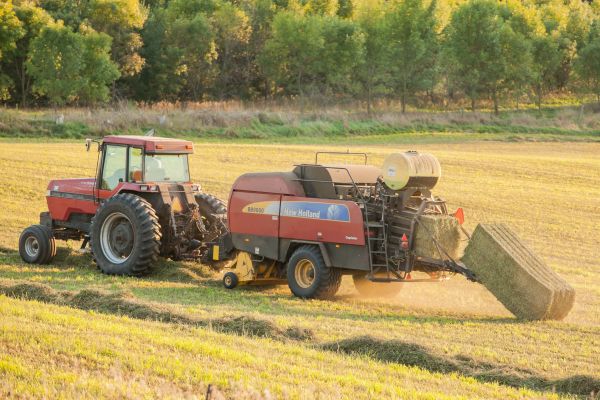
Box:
185 144 193 150
401 233 409 250
155 144 164 150
453 208 465 225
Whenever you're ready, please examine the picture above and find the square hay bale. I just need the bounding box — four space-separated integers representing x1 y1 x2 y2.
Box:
462 224 575 320
414 214 462 260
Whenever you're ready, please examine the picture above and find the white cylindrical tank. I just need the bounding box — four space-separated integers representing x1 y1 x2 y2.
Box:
382 151 442 190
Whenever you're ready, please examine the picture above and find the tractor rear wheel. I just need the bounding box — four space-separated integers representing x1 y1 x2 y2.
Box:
19 225 56 264
90 193 161 276
352 273 403 298
195 193 227 221
195 193 228 243
287 245 341 299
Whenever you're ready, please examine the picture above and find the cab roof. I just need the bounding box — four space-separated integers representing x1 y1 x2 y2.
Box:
102 135 194 154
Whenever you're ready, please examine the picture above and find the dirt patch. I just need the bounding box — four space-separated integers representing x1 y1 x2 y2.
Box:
323 335 599 397
0 282 313 341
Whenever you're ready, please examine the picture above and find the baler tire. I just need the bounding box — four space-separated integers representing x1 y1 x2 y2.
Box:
287 245 341 300
223 272 239 289
19 225 56 264
90 193 161 276
352 273 403 298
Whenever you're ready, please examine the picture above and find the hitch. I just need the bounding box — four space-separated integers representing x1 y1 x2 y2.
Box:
444 259 479 283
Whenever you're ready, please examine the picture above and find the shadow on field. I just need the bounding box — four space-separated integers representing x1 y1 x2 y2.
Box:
0 282 313 342
322 335 599 397
0 246 17 257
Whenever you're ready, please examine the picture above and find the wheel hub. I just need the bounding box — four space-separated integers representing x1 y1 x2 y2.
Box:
295 259 316 289
24 236 39 258
100 212 134 264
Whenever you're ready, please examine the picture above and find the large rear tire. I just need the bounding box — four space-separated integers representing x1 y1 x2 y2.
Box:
19 225 56 264
90 193 161 276
195 193 227 221
352 272 403 298
287 245 341 299
195 192 228 244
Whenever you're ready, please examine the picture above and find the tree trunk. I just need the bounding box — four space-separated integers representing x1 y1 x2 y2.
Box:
492 89 499 115
471 97 476 112
401 91 406 114
367 84 372 117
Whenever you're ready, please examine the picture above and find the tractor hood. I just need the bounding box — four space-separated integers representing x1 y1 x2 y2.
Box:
47 178 96 198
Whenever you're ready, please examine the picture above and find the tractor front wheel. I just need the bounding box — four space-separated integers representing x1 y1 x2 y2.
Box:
19 225 56 264
286 245 341 299
352 273 403 298
90 193 161 276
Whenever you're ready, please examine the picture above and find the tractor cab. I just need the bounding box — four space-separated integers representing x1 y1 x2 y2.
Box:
93 135 195 195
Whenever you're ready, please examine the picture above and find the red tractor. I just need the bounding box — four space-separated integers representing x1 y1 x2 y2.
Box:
19 135 227 275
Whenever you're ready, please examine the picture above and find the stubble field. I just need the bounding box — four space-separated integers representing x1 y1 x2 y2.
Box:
0 140 598 399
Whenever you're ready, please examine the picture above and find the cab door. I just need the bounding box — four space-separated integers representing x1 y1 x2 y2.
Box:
96 145 143 200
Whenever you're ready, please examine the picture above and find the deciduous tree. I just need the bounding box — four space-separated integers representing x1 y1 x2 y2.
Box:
0 1 23 100
574 21 600 103
27 22 119 105
386 0 439 113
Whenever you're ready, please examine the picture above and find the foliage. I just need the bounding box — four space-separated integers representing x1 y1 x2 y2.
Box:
574 21 600 102
386 0 439 113
0 0 598 108
444 0 532 112
260 12 325 97
0 1 24 99
27 22 119 105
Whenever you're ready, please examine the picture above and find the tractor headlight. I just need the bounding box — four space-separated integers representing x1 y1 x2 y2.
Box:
140 185 158 192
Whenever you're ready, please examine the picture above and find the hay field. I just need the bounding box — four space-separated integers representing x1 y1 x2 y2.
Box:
0 140 598 399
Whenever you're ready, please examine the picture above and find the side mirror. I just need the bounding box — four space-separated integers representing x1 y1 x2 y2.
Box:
85 138 92 152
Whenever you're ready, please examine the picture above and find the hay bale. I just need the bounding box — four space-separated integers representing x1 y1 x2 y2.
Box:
462 224 575 320
414 214 461 260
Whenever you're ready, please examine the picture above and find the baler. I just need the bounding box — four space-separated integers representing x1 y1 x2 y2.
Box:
218 151 477 299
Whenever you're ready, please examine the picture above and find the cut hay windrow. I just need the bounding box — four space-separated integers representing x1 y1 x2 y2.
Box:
0 281 313 340
462 224 575 320
414 214 462 260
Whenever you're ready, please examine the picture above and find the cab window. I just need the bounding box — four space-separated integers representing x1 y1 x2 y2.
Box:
101 145 127 190
128 147 143 182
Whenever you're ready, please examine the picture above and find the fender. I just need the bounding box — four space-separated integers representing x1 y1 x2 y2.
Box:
280 240 332 267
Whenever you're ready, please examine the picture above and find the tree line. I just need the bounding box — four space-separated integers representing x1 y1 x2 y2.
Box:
0 0 599 112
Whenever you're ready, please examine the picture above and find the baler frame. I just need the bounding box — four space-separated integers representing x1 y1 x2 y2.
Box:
291 163 478 284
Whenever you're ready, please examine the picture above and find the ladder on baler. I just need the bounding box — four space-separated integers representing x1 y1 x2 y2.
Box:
364 198 392 280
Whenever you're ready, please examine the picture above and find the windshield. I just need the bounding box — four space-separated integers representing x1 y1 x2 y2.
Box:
144 154 190 182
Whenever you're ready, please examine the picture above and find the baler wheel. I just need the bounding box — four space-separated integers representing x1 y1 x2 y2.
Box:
90 193 161 276
223 272 239 289
19 225 56 264
352 273 403 298
287 245 341 299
